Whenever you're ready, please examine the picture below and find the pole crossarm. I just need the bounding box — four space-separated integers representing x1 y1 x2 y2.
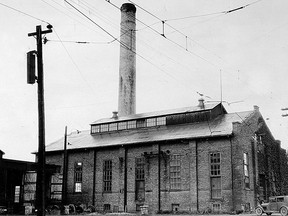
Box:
28 29 52 37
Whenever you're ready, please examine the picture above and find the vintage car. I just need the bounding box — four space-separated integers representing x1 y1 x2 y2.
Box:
256 196 288 216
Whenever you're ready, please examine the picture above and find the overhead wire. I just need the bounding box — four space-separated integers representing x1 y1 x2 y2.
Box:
0 1 116 111
125 0 274 107
0 2 50 24
46 29 130 44
64 0 189 84
127 0 264 67
128 0 266 68
40 0 101 33
62 0 221 90
106 0 221 68
163 0 264 22
56 0 218 97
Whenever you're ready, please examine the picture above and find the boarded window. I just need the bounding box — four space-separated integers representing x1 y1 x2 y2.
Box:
23 172 37 201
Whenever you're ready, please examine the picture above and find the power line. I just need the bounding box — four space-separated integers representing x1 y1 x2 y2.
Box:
0 2 50 24
165 11 226 22
128 0 264 65
164 0 264 22
67 0 210 99
106 0 221 68
64 0 120 43
46 29 129 44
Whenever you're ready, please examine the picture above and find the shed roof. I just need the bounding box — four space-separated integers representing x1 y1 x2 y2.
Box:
46 110 253 153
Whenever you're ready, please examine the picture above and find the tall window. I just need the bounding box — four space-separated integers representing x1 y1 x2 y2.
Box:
210 152 221 199
244 153 250 189
135 157 145 201
103 160 112 192
74 162 83 192
170 154 181 190
14 186 20 203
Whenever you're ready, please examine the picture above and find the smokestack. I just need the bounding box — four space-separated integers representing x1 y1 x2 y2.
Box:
118 3 136 117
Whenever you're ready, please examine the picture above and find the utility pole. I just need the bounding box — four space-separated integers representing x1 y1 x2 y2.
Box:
62 126 68 207
28 25 52 216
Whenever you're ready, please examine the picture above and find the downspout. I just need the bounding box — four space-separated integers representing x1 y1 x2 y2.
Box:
124 147 128 212
158 144 161 213
196 140 199 212
92 149 96 205
230 137 235 211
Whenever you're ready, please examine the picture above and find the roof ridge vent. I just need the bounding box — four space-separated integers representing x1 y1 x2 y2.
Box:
198 98 205 109
112 111 118 119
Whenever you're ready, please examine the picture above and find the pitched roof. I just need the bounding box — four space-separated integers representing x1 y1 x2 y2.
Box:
45 110 254 153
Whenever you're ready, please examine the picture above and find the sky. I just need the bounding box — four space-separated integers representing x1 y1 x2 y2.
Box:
1 0 288 161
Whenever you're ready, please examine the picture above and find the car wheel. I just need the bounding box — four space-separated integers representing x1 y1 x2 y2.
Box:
256 207 263 216
280 207 288 216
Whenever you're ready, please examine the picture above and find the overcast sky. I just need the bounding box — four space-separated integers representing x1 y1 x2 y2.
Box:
1 0 288 161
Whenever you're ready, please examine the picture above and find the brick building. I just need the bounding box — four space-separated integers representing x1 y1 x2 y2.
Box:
45 100 288 214
43 2 288 214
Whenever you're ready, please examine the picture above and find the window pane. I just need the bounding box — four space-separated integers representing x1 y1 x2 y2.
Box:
103 160 112 192
156 117 166 126
118 122 127 130
109 123 117 131
75 183 82 192
14 186 20 203
101 124 109 132
127 120 136 129
210 153 221 176
170 154 181 190
74 162 83 192
91 125 100 133
147 118 156 127
136 119 146 128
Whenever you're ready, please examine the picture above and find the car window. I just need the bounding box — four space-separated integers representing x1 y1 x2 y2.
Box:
277 197 284 202
270 198 276 202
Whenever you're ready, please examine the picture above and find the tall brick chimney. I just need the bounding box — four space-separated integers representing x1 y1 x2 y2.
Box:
118 3 136 117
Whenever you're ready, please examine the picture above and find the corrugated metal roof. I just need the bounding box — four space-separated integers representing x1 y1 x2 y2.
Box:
46 111 254 153
91 103 221 124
